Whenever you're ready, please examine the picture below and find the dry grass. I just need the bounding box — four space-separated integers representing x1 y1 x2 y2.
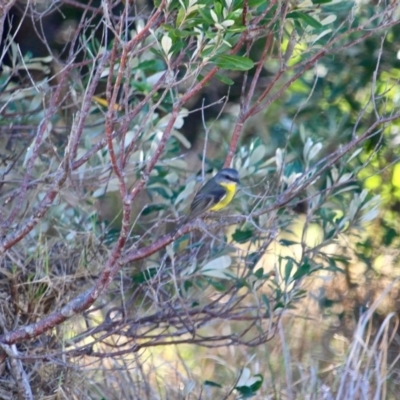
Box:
1 212 400 398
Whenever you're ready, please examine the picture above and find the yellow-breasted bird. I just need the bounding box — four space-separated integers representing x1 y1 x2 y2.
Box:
176 168 240 231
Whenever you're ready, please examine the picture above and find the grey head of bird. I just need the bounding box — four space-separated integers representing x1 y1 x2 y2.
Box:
214 168 240 185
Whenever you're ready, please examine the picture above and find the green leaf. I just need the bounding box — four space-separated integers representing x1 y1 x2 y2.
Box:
103 228 120 245
142 203 168 216
246 252 261 269
312 0 332 3
249 374 264 392
250 144 267 165
292 261 311 280
148 186 172 199
279 239 298 247
214 1 223 17
132 80 153 93
235 278 249 289
207 279 228 292
236 374 263 398
322 1 355 12
382 225 397 246
235 386 253 397
330 255 351 264
284 159 303 177
248 0 267 6
212 55 254 71
132 268 158 284
287 12 323 29
232 228 253 243
293 289 308 300
198 8 215 24
184 280 193 292
169 28 196 38
176 8 186 27
135 59 164 72
274 301 285 310
262 294 271 316
254 267 264 279
326 259 345 273
214 72 235 85
201 255 232 279
204 380 223 388
284 259 294 283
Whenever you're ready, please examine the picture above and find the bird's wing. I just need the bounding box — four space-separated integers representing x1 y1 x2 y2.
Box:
189 182 226 220
174 182 227 232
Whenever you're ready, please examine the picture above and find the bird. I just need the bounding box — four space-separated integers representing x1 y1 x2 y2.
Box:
175 168 240 232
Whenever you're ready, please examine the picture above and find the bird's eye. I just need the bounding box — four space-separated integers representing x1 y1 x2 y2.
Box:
225 173 236 181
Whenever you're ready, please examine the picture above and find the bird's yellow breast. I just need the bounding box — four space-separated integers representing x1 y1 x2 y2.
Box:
209 182 237 212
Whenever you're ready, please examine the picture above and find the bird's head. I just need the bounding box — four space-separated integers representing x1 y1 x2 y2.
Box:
214 168 240 185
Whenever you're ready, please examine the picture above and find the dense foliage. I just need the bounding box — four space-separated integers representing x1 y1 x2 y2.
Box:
0 0 400 398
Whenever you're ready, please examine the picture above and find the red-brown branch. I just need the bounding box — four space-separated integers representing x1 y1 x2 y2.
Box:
1 1 398 348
